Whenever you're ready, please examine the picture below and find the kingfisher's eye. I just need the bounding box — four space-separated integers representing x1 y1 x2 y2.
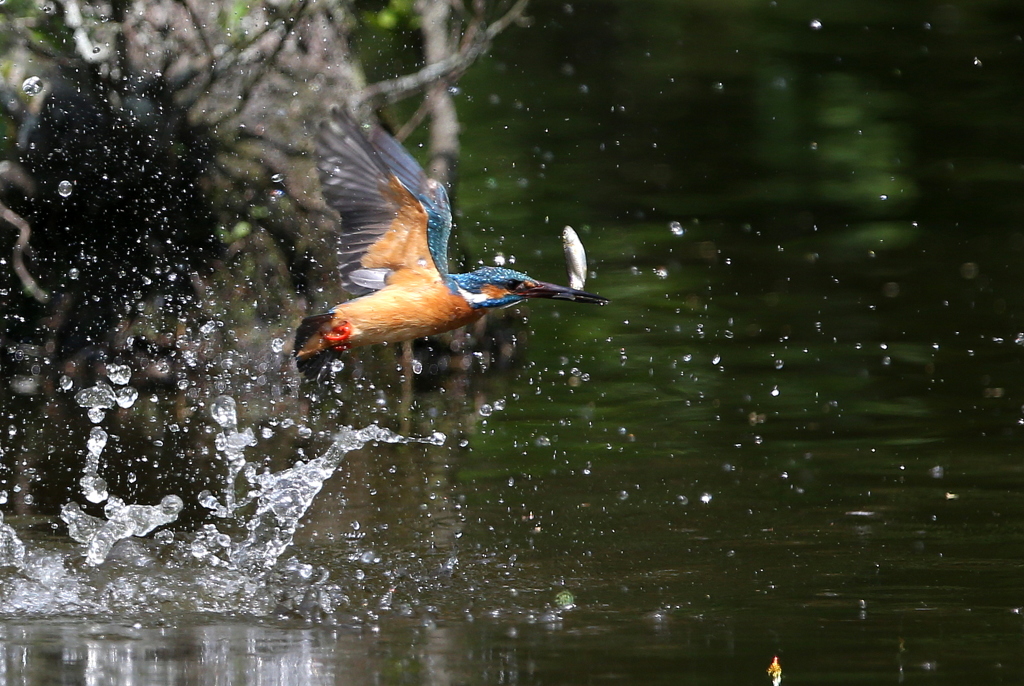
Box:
507 279 524 291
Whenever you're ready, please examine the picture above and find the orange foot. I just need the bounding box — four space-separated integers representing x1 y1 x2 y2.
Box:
323 320 353 351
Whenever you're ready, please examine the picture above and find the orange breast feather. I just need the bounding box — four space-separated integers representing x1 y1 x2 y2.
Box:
338 269 484 347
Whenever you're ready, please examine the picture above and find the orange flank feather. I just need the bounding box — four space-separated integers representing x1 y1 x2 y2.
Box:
294 268 484 377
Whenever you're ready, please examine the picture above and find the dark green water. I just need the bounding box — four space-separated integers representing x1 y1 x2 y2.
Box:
5 0 1024 683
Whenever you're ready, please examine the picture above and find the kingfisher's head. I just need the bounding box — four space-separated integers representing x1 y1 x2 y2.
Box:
450 267 609 309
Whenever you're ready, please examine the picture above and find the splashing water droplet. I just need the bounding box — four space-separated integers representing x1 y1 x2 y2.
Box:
809 18 822 30
22 76 43 96
669 221 684 236
106 363 131 386
211 395 237 430
76 382 115 411
271 173 284 183
57 180 73 197
80 475 108 504
115 386 138 409
271 338 284 353
87 427 108 457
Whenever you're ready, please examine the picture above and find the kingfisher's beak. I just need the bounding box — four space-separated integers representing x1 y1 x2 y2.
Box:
515 280 609 305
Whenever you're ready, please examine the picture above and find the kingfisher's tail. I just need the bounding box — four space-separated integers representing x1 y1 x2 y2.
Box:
294 312 345 380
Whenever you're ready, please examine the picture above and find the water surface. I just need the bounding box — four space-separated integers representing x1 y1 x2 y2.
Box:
5 0 1024 683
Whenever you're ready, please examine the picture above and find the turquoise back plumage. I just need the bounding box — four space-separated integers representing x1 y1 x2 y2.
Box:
417 184 451 278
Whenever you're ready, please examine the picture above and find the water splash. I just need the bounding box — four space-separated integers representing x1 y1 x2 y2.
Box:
6 382 446 615
61 496 183 566
75 381 115 423
62 372 185 566
220 418 445 577
81 426 109 504
0 513 25 570
201 394 257 518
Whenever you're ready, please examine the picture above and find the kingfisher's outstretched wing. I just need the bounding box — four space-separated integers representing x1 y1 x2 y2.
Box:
315 107 452 297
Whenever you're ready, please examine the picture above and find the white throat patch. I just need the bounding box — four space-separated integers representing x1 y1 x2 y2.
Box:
457 285 491 306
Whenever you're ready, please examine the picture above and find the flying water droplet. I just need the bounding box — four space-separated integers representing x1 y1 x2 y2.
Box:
76 382 116 410
106 363 131 386
809 18 822 30
87 427 108 457
57 180 73 197
115 386 138 409
271 173 284 183
669 221 684 236
80 475 108 504
210 395 237 430
22 76 43 96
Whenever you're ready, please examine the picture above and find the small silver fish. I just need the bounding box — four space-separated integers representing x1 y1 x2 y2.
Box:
561 226 587 291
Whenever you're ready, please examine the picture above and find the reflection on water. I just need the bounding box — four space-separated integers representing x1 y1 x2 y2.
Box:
2 608 1023 685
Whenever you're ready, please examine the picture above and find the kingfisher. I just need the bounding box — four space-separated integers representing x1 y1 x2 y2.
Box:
293 107 608 379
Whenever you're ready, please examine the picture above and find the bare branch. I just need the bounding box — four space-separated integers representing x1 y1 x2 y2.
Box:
1 20 65 62
206 0 313 128
0 200 49 304
394 96 433 142
175 0 215 61
353 0 528 110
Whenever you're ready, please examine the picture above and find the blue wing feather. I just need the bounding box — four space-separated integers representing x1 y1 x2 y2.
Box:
419 181 451 277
